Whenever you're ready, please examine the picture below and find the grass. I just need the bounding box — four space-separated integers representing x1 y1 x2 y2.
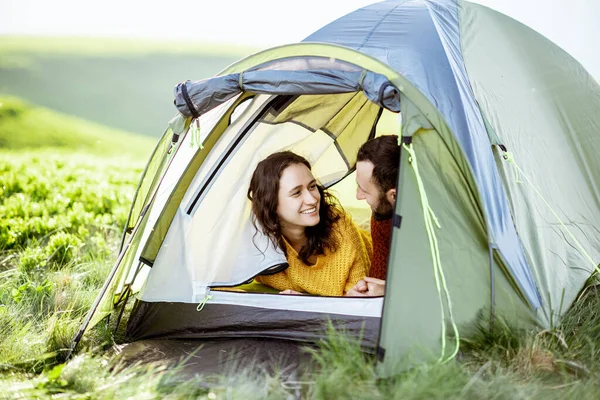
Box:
0 96 154 156
0 104 152 394
0 149 141 387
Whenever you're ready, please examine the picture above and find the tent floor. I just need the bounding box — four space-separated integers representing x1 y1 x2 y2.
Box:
111 338 316 381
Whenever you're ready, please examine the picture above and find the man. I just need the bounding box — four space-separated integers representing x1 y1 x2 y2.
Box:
347 135 400 297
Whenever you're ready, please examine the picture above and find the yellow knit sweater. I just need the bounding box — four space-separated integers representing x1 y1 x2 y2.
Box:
256 214 373 296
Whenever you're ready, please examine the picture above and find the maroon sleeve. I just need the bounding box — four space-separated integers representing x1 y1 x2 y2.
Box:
369 216 392 280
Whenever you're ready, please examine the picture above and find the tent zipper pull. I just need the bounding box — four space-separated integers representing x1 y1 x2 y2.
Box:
196 288 212 312
190 118 203 149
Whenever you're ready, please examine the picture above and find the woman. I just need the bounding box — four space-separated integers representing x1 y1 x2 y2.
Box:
247 151 372 296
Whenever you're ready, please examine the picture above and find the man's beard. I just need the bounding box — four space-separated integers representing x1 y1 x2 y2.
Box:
373 191 394 220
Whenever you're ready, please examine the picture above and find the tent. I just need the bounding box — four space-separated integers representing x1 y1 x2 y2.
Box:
71 0 600 375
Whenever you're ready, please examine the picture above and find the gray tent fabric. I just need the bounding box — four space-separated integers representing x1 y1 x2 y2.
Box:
126 302 380 348
304 0 542 308
173 69 401 119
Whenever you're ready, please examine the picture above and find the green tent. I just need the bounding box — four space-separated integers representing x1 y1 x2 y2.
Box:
72 0 600 375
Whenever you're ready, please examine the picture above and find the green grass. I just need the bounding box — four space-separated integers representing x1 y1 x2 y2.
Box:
0 95 154 156
0 36 256 137
0 150 140 378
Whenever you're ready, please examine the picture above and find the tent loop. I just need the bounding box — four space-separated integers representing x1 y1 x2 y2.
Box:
196 294 213 312
502 150 599 274
238 72 244 91
358 69 367 90
189 118 203 149
402 142 460 363
501 151 522 183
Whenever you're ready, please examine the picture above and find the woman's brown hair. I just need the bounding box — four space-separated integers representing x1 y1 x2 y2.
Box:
247 151 341 264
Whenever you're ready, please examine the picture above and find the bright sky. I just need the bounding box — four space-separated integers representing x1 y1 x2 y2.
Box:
1 0 599 76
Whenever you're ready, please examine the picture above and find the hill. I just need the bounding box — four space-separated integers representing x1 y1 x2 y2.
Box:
0 36 259 137
0 95 154 157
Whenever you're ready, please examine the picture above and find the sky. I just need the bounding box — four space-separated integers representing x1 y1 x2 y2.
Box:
1 0 599 76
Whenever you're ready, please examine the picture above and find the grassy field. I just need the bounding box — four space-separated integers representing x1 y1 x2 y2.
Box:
0 97 152 397
0 36 257 137
0 96 154 156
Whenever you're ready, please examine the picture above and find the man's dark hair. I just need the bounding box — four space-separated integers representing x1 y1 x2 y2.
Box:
357 135 400 193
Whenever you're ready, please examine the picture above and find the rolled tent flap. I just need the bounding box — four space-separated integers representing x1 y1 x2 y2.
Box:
173 69 401 119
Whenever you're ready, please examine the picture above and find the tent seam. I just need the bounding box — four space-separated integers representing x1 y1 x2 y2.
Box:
357 4 402 51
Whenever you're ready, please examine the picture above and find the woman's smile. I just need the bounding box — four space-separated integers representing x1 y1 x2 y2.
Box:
300 206 317 215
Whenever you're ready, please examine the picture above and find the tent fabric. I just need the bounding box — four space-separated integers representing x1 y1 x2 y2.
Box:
378 113 536 364
304 0 541 309
137 94 255 270
126 302 381 348
72 94 256 343
121 126 174 248
459 1 600 322
174 69 401 120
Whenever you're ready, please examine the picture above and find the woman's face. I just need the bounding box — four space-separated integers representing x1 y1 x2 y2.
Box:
276 163 321 230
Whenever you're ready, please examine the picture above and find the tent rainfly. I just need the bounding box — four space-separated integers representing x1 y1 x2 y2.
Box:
71 0 600 375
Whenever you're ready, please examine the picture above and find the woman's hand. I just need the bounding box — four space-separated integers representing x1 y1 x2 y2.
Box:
280 289 303 295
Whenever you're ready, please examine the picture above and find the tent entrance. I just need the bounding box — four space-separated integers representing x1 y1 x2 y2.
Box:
122 90 400 347
141 91 396 303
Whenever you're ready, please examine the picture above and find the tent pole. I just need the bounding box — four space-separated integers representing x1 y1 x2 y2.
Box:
113 261 144 336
